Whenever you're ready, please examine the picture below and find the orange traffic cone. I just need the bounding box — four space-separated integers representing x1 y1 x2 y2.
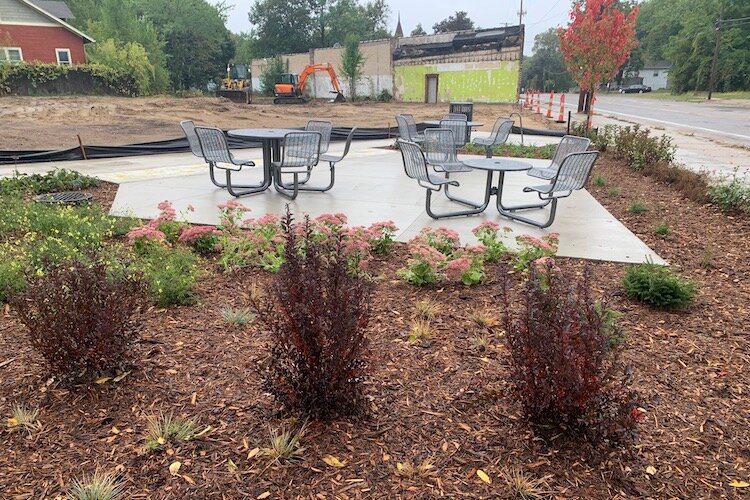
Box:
546 91 554 118
556 94 566 123
536 91 541 113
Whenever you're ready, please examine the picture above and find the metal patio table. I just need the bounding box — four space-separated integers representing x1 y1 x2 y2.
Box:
460 157 532 217
227 128 300 191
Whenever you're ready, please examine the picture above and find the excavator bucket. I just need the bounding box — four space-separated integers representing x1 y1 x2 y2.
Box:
331 92 346 103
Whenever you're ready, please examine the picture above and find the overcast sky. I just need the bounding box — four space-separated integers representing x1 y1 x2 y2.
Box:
214 0 571 55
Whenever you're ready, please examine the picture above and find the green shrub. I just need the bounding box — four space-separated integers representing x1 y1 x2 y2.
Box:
593 175 607 187
0 62 139 96
607 187 621 197
87 39 166 95
142 246 200 306
0 168 99 196
597 124 675 170
260 55 284 96
653 222 670 236
622 261 696 309
708 174 750 214
376 89 393 102
0 258 26 303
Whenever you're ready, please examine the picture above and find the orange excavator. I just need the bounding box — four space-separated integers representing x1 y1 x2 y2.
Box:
273 63 346 104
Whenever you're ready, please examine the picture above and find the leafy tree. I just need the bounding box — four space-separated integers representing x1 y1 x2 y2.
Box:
260 55 285 96
249 0 312 56
559 0 639 128
521 28 574 92
432 11 474 33
87 39 157 95
231 32 257 64
136 0 234 90
410 23 427 36
339 36 364 99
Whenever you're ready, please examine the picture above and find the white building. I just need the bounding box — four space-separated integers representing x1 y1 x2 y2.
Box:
638 61 671 90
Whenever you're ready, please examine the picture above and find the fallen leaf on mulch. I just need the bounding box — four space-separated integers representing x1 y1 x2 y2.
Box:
476 469 491 484
322 455 346 468
169 461 181 475
729 480 750 488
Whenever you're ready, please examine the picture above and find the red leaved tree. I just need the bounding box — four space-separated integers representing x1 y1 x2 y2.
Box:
558 0 639 129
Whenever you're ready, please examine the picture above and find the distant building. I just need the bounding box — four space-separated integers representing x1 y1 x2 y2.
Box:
638 61 671 90
250 24 523 104
0 0 93 65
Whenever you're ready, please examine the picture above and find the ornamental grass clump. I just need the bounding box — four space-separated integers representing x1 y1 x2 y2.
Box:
250 211 372 420
10 258 143 379
622 261 696 309
503 262 639 441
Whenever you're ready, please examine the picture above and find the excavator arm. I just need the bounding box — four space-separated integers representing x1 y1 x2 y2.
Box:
297 63 344 95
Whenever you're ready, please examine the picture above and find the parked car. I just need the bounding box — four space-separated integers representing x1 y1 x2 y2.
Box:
620 84 652 94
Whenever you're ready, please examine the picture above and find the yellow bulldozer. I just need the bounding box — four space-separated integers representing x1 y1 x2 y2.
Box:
218 64 252 104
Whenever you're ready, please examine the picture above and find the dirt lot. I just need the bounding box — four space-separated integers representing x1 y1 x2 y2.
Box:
0 95 560 151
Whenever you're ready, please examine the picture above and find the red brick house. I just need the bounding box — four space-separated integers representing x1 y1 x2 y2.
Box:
0 0 94 65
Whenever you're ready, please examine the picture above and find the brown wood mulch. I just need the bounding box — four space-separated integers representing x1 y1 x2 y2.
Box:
1 156 749 499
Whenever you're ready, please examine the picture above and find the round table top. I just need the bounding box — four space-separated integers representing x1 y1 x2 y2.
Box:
462 157 532 172
424 120 484 127
227 128 300 140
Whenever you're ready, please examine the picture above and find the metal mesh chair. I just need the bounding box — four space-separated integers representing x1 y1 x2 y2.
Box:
305 119 332 154
443 113 468 121
272 131 322 200
472 118 513 158
439 119 469 148
501 150 599 228
398 140 485 219
195 126 268 197
181 120 225 188
527 135 591 180
399 114 424 143
424 129 471 174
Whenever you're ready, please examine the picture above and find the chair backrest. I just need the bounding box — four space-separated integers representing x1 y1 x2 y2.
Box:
551 135 591 167
402 114 420 138
423 128 458 165
194 126 233 165
550 150 599 192
305 119 332 154
439 119 468 147
488 118 514 146
395 115 412 141
443 113 468 121
339 127 357 159
397 139 431 184
281 131 321 168
180 120 204 158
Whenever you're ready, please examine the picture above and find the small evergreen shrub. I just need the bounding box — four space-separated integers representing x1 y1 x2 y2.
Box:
10 259 143 378
622 261 696 309
503 263 639 440
250 211 372 419
629 201 648 214
597 124 675 170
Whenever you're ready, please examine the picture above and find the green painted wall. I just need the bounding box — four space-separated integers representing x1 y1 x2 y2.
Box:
394 61 519 103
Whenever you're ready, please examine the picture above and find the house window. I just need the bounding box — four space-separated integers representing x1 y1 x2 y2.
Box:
0 47 23 64
653 71 659 77
56 48 72 65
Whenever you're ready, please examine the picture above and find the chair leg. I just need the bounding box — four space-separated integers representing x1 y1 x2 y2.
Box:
444 173 485 209
425 190 488 219
272 169 300 200
208 162 227 188
497 198 558 228
485 145 492 158
275 163 335 193
225 168 272 197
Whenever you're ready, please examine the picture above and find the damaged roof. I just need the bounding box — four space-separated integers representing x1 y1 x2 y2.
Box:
394 25 522 60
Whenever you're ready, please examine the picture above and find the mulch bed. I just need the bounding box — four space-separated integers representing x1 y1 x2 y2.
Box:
1 156 749 498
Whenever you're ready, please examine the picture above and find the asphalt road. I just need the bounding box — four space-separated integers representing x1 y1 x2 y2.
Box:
531 92 750 148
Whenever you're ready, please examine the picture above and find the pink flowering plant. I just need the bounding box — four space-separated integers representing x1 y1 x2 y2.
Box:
514 232 560 271
418 227 461 256
246 214 285 272
367 221 398 254
532 255 561 289
341 226 374 275
177 225 220 255
472 221 512 263
126 225 166 255
217 200 251 236
398 242 446 286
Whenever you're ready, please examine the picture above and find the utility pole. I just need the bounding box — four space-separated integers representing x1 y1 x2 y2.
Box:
708 5 723 101
518 0 526 26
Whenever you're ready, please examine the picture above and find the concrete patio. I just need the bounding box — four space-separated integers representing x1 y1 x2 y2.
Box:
2 134 664 264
